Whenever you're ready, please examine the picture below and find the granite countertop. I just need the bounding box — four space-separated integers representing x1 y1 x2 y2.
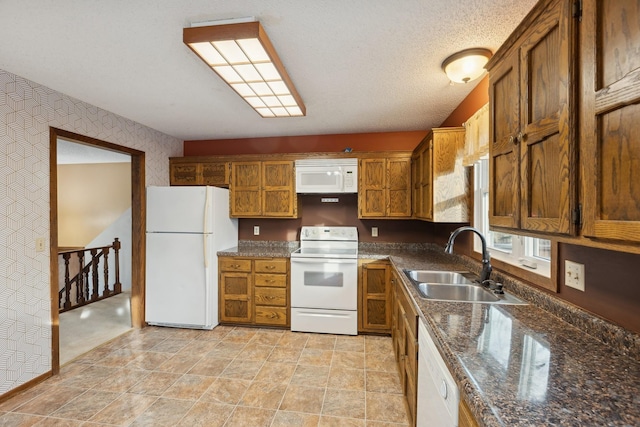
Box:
218 241 298 258
219 241 640 426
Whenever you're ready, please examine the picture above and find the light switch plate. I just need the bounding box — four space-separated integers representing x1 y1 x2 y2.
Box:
35 237 45 252
565 260 585 291
371 227 378 237
253 226 260 236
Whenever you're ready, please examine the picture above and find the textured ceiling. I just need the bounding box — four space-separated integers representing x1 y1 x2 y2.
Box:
0 0 537 142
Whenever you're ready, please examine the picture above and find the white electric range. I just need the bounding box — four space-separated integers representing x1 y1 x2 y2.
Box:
290 226 358 335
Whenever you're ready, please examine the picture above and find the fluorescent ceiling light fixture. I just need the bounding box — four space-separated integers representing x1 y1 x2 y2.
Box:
184 20 306 118
442 48 493 84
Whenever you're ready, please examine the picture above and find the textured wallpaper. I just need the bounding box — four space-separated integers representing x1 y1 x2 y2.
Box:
0 68 182 394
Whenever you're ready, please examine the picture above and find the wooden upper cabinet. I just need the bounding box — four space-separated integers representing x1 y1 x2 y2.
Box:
487 0 576 235
359 156 411 218
412 127 467 222
230 160 299 218
230 161 262 217
581 0 640 243
169 159 230 187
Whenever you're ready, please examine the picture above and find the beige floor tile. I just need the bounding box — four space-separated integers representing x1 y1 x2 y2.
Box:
332 351 365 369
251 329 285 346
14 386 85 416
196 325 234 341
156 353 202 374
239 381 288 409
59 366 115 389
207 341 246 358
187 356 232 376
220 359 264 380
88 393 157 425
125 351 171 371
365 352 397 372
366 421 410 426
279 385 325 414
365 336 394 354
319 415 365 426
268 346 302 363
200 378 251 405
93 348 142 367
91 368 149 393
306 334 337 350
238 343 275 361
298 348 333 367
161 374 215 400
128 372 182 396
254 362 296 384
222 327 257 344
327 367 365 391
0 412 44 426
290 365 330 388
176 339 219 357
176 401 234 427
276 331 310 348
129 397 193 427
149 338 191 353
322 389 365 419
0 382 52 412
366 392 409 424
272 411 320 426
29 417 83 426
335 335 365 352
50 390 120 421
365 371 402 394
224 406 275 427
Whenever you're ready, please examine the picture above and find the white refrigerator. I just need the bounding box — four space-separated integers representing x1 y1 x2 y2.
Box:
145 186 238 329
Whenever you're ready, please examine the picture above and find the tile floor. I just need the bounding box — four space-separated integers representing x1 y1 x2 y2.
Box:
0 326 410 426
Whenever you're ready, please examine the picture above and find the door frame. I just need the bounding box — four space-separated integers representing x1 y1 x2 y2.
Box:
49 127 146 374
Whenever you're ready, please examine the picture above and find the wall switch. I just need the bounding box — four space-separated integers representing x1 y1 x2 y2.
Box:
253 226 260 236
371 227 378 237
35 237 45 252
565 260 585 291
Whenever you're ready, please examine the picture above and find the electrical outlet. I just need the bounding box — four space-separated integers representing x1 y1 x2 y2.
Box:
565 260 585 291
35 237 45 252
253 226 260 236
371 227 378 237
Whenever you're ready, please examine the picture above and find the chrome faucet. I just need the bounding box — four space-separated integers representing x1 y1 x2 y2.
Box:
445 226 492 283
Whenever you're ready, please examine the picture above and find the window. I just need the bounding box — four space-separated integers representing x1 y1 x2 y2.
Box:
474 158 551 277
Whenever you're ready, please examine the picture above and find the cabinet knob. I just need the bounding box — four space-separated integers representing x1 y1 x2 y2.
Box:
509 135 515 145
516 132 525 144
266 265 275 270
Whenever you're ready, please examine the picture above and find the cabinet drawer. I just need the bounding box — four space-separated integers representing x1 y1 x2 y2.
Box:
254 259 287 273
255 306 288 326
254 273 287 288
254 287 287 306
219 258 252 272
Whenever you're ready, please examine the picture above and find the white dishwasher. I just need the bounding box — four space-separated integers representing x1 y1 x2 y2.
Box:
417 317 460 426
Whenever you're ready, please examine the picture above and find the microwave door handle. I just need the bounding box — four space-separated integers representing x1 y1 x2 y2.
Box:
337 171 344 191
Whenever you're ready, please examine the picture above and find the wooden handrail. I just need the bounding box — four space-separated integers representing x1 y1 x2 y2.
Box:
58 238 122 313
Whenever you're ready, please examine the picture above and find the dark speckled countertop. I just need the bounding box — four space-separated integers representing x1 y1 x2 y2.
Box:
220 241 640 426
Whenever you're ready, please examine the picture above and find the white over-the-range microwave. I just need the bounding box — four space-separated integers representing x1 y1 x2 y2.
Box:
295 158 358 194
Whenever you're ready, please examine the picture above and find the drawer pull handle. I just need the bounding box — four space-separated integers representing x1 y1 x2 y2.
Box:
266 265 275 270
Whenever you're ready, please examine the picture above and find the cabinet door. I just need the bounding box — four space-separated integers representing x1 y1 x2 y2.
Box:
518 0 574 234
581 0 640 243
361 262 391 332
489 49 521 229
359 159 387 217
230 162 262 217
219 272 252 323
202 162 229 187
170 162 200 186
263 161 297 217
432 129 467 222
387 158 412 217
420 139 433 221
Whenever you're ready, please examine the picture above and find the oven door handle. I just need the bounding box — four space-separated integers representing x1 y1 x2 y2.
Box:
290 257 357 264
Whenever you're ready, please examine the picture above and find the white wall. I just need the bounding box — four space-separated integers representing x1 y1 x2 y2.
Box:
0 68 183 394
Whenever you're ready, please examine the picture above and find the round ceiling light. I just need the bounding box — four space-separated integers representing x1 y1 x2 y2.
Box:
442 48 493 84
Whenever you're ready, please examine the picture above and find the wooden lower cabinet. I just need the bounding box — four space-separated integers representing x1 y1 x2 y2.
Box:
459 399 480 427
391 270 419 426
218 256 289 327
358 259 392 333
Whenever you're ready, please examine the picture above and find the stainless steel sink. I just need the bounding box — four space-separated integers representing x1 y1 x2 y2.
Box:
417 283 500 302
403 269 527 305
404 270 474 285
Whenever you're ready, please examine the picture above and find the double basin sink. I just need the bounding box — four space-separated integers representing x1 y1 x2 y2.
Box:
403 270 526 305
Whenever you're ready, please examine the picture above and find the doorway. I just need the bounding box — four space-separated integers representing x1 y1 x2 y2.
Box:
49 127 146 374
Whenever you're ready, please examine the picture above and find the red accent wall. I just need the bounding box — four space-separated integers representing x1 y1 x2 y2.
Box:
439 76 489 127
184 131 427 156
